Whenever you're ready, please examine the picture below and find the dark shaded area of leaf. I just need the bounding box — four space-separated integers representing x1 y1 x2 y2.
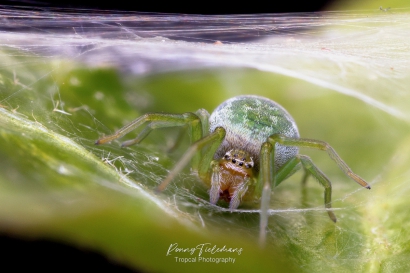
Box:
0 234 141 272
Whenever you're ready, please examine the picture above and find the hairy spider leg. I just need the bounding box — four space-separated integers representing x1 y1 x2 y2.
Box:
259 153 336 222
256 134 371 247
157 127 226 192
96 110 226 196
268 134 371 190
258 142 274 247
257 142 302 246
95 112 205 169
167 109 210 153
299 155 336 222
257 153 336 247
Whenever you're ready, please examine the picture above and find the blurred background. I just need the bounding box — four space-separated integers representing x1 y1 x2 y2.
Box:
1 0 333 13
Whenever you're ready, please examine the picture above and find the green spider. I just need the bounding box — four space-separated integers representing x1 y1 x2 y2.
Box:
96 95 371 246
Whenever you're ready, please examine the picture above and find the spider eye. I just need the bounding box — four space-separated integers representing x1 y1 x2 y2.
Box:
239 162 243 166
232 159 237 163
224 154 230 160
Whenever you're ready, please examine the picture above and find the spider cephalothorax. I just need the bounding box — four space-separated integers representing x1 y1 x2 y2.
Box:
216 149 255 203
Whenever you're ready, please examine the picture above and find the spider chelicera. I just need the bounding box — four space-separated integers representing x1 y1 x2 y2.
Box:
96 95 371 246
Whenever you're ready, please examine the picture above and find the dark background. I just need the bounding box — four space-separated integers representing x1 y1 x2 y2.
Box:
1 0 335 14
0 0 336 272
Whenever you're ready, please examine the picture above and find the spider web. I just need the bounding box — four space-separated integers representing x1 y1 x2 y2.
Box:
1 5 410 272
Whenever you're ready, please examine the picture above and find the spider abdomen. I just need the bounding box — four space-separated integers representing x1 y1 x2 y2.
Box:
209 95 300 169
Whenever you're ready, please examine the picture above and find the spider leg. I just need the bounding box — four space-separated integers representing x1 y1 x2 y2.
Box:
255 155 302 198
271 154 335 221
258 131 371 246
229 177 251 210
166 126 188 153
120 125 157 147
210 160 221 204
162 109 209 153
274 156 314 210
258 142 274 247
96 112 205 169
167 109 209 153
299 155 337 222
257 145 304 247
301 170 310 186
268 134 371 189
301 170 310 209
195 108 210 137
157 127 225 192
275 156 302 186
